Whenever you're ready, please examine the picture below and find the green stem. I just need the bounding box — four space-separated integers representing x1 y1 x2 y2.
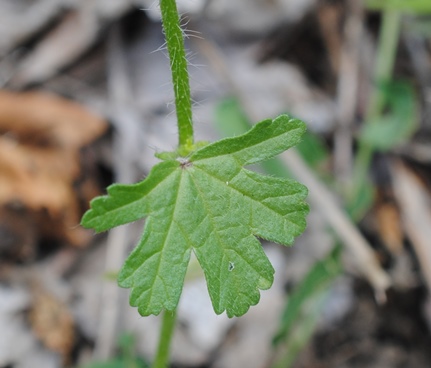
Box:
160 0 194 149
152 310 177 368
351 9 401 202
367 10 402 121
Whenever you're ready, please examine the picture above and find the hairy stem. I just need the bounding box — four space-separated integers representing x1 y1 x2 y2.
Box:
153 310 177 368
160 0 194 149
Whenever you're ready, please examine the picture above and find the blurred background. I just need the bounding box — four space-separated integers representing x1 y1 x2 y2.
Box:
1 0 431 367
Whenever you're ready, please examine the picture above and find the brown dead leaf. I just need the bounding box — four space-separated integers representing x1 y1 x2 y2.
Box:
29 286 75 365
375 201 404 255
0 90 107 248
0 90 106 150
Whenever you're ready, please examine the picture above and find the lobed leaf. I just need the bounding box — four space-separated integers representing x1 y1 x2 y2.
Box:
82 115 309 317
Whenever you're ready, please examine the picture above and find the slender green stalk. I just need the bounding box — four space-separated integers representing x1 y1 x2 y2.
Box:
153 310 177 368
160 0 194 149
367 10 402 121
351 9 401 203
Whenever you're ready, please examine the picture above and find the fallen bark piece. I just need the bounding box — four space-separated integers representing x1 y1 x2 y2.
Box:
0 90 107 251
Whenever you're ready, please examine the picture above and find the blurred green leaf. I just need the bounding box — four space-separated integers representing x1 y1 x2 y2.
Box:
272 245 343 347
296 133 329 170
81 359 146 368
271 291 327 368
79 334 148 368
346 180 375 221
270 246 342 368
360 81 418 151
215 97 252 137
366 0 431 13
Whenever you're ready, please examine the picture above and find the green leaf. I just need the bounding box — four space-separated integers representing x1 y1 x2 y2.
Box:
82 115 309 318
360 81 418 151
80 333 148 368
365 0 431 13
272 245 342 346
215 97 252 137
270 245 342 367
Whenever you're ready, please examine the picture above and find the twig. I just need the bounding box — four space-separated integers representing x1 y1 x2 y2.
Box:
281 149 391 299
391 160 431 294
334 0 364 189
93 225 130 360
0 0 63 56
9 1 133 87
93 24 138 360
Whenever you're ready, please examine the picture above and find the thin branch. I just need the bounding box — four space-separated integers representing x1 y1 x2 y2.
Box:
334 0 364 189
